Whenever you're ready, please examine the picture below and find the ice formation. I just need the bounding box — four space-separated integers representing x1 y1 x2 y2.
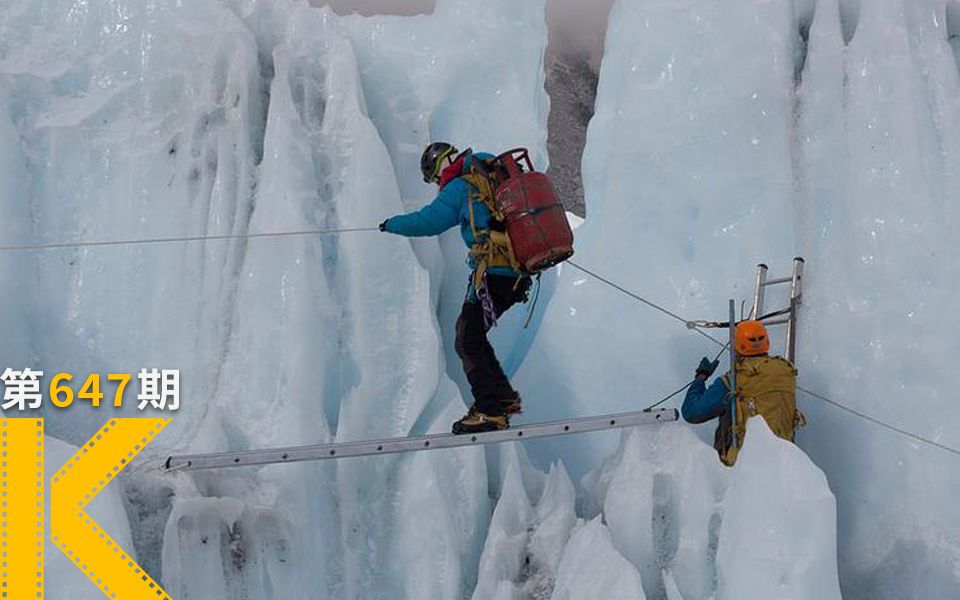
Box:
474 419 842 599
550 518 646 600
0 0 957 598
516 0 960 596
717 417 841 600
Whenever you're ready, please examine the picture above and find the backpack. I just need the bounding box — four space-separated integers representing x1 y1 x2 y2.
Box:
714 355 805 466
459 148 574 292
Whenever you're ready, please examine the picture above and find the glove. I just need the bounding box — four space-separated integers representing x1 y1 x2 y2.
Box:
695 356 719 378
378 219 389 232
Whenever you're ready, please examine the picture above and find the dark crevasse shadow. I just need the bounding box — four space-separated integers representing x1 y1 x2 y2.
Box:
948 2 960 80
794 0 814 86
839 0 860 46
649 471 679 600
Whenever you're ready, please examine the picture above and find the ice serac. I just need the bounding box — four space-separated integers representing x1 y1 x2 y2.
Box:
529 462 577 577
717 417 841 600
796 0 960 595
549 517 646 600
0 0 264 446
2 0 547 596
581 425 728 599
472 444 576 599
515 0 799 481
472 450 535 600
334 0 551 397
44 436 136 600
162 4 487 599
391 395 489 599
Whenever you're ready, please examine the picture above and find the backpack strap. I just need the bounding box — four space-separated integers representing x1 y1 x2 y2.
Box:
461 163 521 292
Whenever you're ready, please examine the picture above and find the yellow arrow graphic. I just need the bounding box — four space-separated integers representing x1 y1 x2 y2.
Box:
51 418 171 599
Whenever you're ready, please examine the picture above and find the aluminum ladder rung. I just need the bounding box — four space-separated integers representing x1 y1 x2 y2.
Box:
760 276 793 286
163 408 679 472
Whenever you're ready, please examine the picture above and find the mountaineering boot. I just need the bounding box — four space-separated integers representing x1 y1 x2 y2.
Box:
452 407 509 434
499 393 522 415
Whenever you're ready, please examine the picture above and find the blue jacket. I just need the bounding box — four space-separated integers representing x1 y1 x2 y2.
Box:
681 375 730 423
384 152 518 278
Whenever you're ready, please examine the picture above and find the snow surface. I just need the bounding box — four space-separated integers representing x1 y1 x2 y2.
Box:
0 0 958 598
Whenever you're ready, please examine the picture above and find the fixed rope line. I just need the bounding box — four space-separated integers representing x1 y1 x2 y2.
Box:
797 385 960 458
566 260 726 346
563 257 960 460
643 341 731 411
0 226 381 253
11 223 951 459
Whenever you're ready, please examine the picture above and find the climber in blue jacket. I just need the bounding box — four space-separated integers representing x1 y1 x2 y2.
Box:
379 142 530 435
682 356 728 424
682 320 803 466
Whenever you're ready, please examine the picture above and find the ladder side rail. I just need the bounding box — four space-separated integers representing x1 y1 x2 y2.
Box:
728 299 738 449
786 257 804 363
750 264 768 319
164 408 679 472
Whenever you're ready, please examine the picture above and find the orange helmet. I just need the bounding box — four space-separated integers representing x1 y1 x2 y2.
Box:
735 320 769 356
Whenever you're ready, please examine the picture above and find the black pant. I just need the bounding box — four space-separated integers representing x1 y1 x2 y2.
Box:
455 274 530 415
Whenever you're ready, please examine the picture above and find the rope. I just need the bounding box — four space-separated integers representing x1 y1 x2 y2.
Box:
566 260 726 346
0 226 381 253
643 342 730 411
5 222 955 459
797 385 960 458
687 306 793 330
565 259 960 460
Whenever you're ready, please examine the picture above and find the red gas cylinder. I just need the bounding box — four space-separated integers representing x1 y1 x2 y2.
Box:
494 148 574 273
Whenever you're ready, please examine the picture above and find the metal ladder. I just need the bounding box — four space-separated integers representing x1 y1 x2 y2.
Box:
163 408 678 472
691 257 804 449
689 258 805 359
748 257 805 363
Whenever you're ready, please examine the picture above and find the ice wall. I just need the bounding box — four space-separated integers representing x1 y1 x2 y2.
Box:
0 0 266 446
4 0 959 597
0 88 34 372
1 0 548 597
157 3 502 598
516 0 799 480
334 0 551 393
796 0 960 596
519 0 960 596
